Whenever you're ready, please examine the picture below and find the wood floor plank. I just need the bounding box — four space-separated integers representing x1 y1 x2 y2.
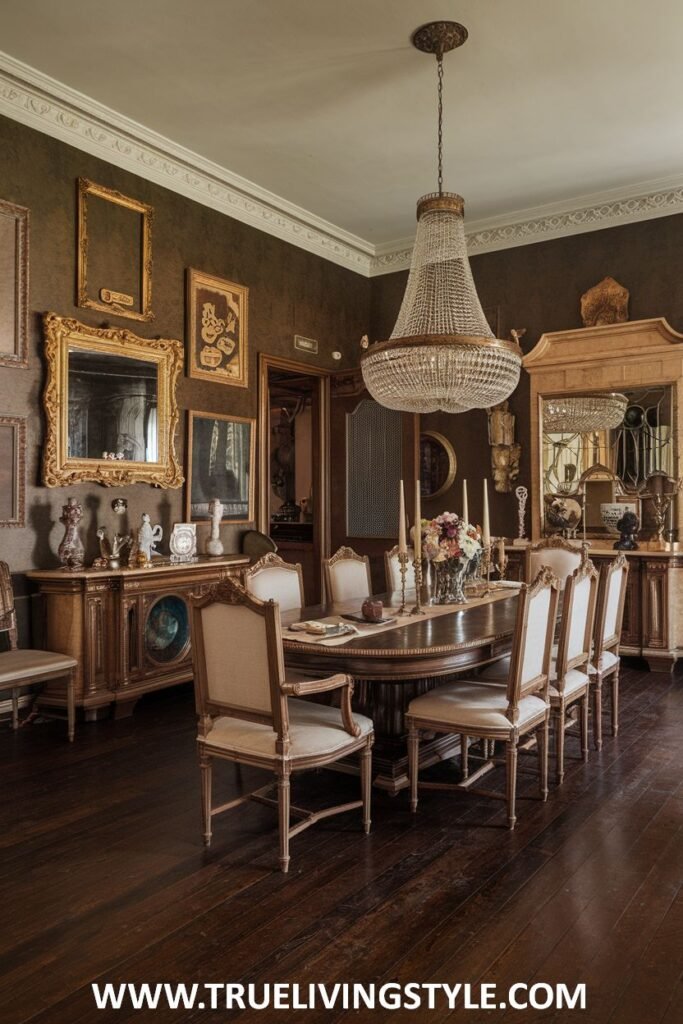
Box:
1 665 681 1024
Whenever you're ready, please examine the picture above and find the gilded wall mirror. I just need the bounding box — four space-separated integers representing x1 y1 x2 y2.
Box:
420 430 457 499
42 313 183 487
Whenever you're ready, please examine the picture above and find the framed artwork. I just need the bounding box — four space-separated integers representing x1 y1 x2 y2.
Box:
0 416 26 527
0 198 29 368
187 268 249 388
186 411 255 523
77 178 154 322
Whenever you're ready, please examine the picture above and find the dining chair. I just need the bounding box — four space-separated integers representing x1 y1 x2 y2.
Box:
244 552 305 612
406 567 559 830
323 546 372 603
526 536 588 589
589 552 629 750
0 561 77 741
547 558 599 781
189 577 374 873
480 558 599 782
384 545 416 593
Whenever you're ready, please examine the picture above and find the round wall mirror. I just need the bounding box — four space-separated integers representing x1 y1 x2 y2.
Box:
420 431 457 499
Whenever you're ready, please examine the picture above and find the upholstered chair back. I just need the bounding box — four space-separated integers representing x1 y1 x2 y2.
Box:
555 559 599 682
324 547 372 603
244 553 305 612
384 546 416 593
506 567 559 715
190 579 286 735
527 538 586 590
594 553 629 656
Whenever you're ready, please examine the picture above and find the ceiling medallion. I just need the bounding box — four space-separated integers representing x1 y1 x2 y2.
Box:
361 21 522 414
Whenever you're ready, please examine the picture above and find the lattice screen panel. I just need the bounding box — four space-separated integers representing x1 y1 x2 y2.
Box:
346 399 402 538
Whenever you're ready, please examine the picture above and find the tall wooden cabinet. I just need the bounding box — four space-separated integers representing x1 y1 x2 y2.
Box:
27 556 248 717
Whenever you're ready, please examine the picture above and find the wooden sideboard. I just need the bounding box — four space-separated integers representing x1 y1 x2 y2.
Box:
505 544 683 672
27 556 248 718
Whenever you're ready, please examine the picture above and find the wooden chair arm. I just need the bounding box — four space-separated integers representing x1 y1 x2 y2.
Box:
281 673 361 737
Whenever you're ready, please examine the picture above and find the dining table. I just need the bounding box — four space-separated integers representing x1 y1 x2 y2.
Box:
281 587 521 794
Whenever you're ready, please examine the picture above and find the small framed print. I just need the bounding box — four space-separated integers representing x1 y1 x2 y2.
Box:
77 178 154 322
0 198 29 368
186 411 255 523
187 268 248 388
0 416 26 527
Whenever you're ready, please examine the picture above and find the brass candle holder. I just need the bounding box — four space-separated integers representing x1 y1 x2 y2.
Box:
397 551 410 615
410 556 425 615
481 543 493 595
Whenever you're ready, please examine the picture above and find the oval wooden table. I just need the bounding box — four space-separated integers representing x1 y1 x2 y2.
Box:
282 591 519 794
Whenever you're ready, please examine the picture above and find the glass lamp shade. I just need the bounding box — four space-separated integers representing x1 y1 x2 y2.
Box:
543 393 628 433
361 193 522 413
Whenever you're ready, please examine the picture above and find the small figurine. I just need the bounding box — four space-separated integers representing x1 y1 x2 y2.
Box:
94 527 132 569
615 510 640 551
58 497 85 571
137 513 163 563
111 497 128 515
206 498 225 557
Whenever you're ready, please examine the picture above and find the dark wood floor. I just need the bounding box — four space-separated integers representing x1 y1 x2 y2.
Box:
1 662 682 1024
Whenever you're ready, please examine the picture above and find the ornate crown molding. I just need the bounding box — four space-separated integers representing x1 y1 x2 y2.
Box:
0 50 374 276
370 177 683 275
1 49 683 279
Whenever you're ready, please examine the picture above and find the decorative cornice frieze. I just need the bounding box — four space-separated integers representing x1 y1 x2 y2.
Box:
1 49 683 279
370 179 683 276
0 50 374 276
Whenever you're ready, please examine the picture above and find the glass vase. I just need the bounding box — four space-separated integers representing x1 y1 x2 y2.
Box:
433 557 470 604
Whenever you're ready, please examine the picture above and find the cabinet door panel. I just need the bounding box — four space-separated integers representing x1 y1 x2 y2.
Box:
642 560 668 649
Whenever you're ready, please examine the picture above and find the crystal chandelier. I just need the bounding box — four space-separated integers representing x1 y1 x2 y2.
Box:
361 21 522 414
543 393 628 434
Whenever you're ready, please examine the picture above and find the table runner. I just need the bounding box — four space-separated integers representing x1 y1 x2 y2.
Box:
283 584 521 647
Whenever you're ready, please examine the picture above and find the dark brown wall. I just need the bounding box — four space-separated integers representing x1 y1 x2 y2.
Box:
0 114 370 573
370 213 683 534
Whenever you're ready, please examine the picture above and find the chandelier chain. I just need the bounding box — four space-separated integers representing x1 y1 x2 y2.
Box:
437 54 444 196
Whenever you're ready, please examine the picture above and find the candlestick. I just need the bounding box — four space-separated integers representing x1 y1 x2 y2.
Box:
515 485 528 540
482 479 491 547
462 478 469 525
398 480 407 554
397 551 410 614
414 479 422 563
410 555 425 615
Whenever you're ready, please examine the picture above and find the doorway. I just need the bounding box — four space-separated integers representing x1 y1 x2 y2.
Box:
258 354 330 604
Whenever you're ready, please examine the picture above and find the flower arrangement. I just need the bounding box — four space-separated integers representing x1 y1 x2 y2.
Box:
420 512 482 562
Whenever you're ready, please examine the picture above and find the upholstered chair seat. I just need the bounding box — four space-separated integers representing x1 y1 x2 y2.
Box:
547 668 589 700
406 568 559 830
587 650 619 675
201 698 373 763
407 683 547 735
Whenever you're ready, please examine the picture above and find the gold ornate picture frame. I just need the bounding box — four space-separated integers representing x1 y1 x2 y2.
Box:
0 197 29 368
0 416 26 527
187 268 248 388
77 178 154 322
42 312 183 488
186 410 255 523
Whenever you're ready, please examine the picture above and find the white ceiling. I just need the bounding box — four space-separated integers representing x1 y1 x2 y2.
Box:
2 0 683 267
